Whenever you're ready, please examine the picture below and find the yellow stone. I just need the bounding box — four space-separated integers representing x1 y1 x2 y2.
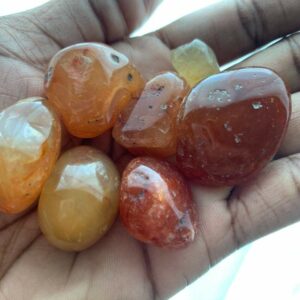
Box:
171 39 220 87
0 97 61 214
38 146 120 251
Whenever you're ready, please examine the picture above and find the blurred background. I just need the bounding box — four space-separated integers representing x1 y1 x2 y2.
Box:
1 1 300 299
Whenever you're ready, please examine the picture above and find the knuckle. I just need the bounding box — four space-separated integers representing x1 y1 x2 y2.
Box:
286 33 300 77
235 0 266 47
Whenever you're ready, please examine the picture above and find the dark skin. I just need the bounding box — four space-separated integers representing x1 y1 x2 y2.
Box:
0 0 300 299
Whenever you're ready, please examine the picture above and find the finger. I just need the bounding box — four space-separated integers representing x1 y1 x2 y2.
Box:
279 92 300 157
228 153 300 248
155 0 300 64
232 32 300 93
88 0 162 42
0 0 161 69
117 0 162 34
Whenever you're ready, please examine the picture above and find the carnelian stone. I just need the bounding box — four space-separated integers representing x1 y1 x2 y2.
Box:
0 97 61 214
120 157 198 248
113 72 189 157
38 146 120 251
177 68 291 186
45 43 144 138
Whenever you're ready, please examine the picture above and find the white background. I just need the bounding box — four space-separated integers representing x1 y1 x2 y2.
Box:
1 1 300 300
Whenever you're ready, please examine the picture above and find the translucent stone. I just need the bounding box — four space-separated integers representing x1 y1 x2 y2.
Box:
177 68 291 186
0 97 61 214
171 39 219 87
113 72 189 157
120 157 198 248
45 43 145 138
38 146 120 251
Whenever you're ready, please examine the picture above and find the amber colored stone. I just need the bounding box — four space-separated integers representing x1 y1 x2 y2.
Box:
38 146 120 251
113 72 189 157
177 68 291 186
120 157 198 248
0 97 61 214
171 39 219 87
45 43 144 138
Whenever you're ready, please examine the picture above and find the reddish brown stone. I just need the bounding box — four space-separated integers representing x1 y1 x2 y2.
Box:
177 68 291 186
113 72 189 157
120 157 198 248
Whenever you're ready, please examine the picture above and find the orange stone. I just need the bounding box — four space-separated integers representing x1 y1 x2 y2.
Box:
113 72 189 157
0 98 61 214
45 43 145 138
120 157 198 248
38 146 120 251
177 68 291 186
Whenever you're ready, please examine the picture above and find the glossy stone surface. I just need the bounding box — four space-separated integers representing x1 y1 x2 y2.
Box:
113 72 189 157
171 39 219 87
38 146 120 251
45 43 144 138
177 68 291 186
120 157 198 248
0 98 61 214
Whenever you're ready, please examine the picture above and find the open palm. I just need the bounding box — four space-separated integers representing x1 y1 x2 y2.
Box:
0 0 300 299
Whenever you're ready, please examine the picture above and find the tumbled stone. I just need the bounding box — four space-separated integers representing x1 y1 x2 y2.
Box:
120 157 198 248
38 146 120 251
113 72 189 157
177 68 291 186
45 43 144 138
0 97 61 214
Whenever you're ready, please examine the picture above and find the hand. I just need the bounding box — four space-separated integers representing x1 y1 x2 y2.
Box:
0 0 300 299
